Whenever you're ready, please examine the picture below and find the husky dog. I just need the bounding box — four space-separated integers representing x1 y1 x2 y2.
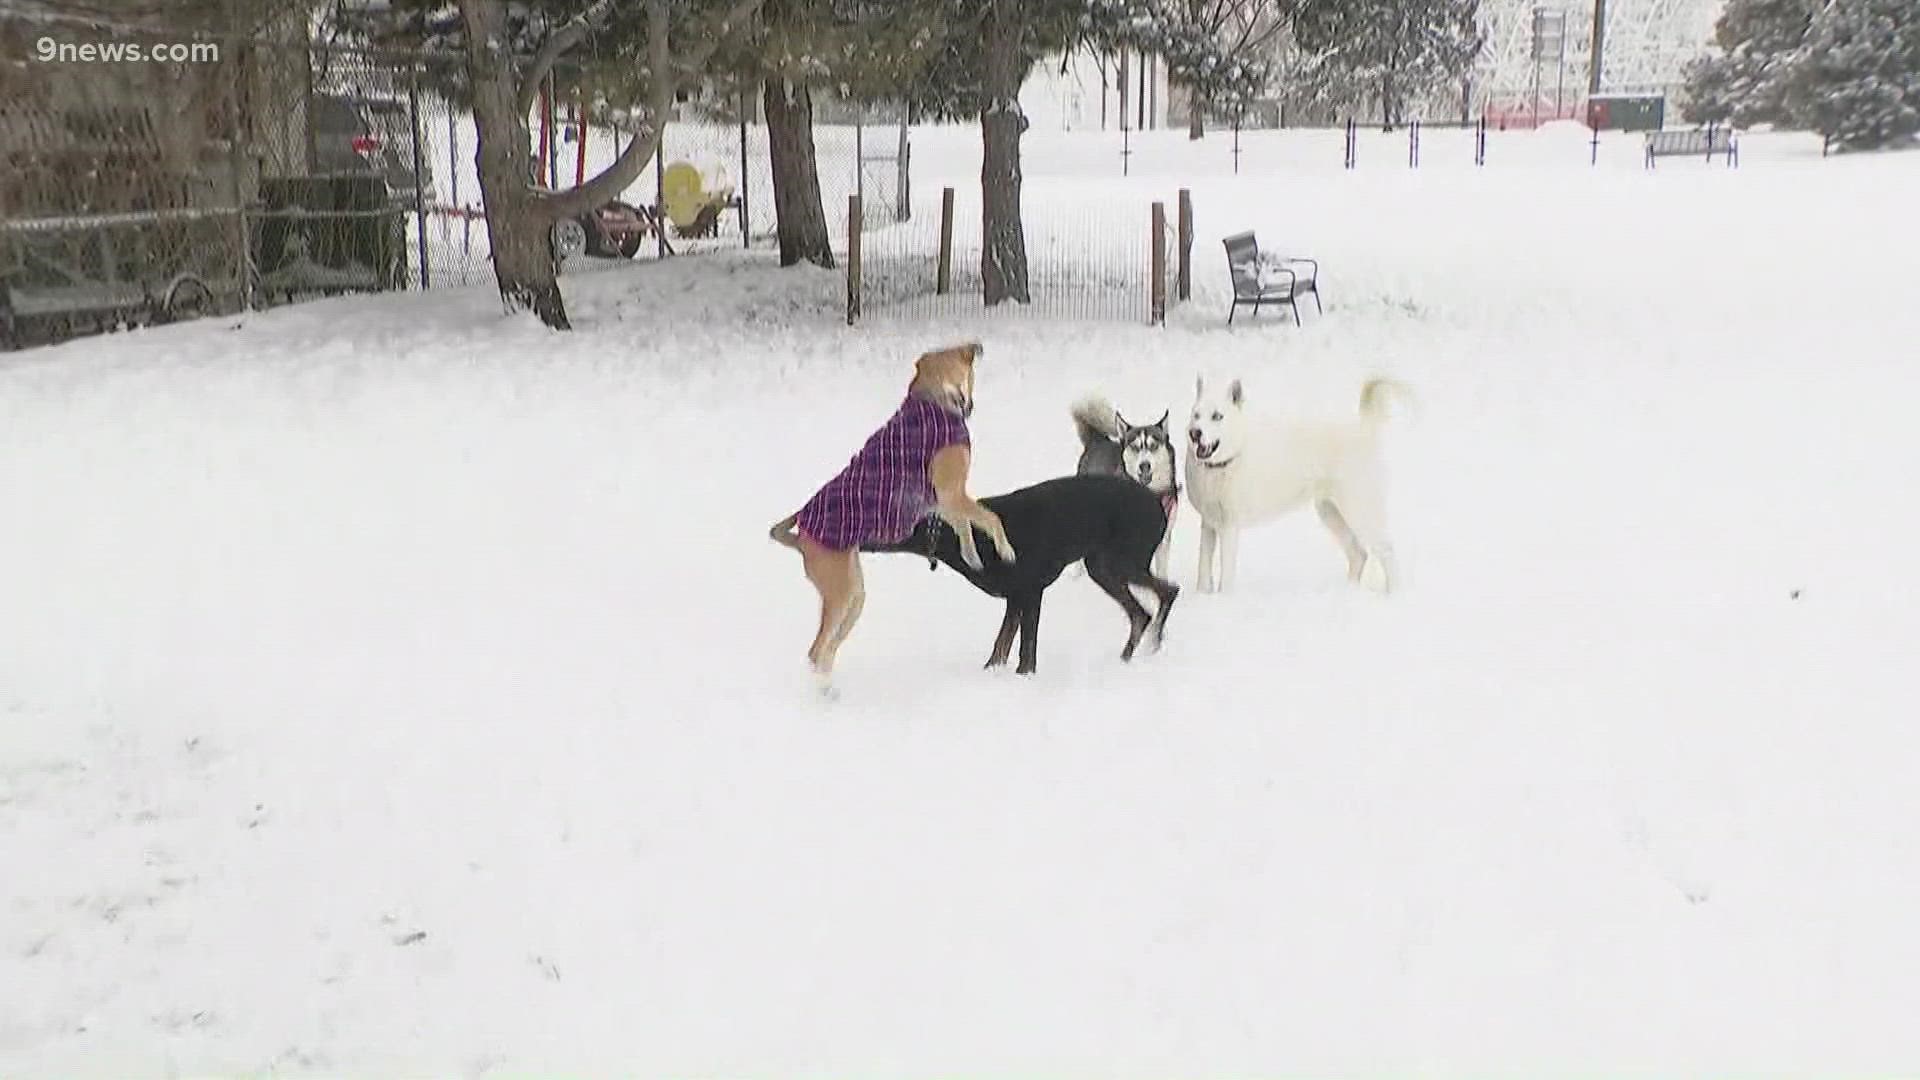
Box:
769 343 1016 694
1184 375 1405 595
1071 396 1180 578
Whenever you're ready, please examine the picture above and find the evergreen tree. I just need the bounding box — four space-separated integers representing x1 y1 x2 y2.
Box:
1290 0 1481 129
1783 0 1920 151
906 0 1242 306
351 0 763 328
1109 0 1286 139
1680 0 1817 125
710 0 947 269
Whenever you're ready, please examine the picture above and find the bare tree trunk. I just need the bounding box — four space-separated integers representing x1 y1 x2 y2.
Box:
763 77 834 268
1188 90 1205 139
979 1 1030 306
454 0 763 330
1381 69 1397 130
460 0 568 327
1099 51 1109 130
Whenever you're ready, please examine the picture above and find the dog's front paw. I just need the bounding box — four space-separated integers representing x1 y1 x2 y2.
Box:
960 545 986 571
995 540 1017 564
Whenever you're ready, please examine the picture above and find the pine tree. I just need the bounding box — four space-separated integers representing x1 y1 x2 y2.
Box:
1106 0 1286 139
1290 0 1481 129
1681 0 1817 125
350 0 764 328
1784 0 1920 151
906 0 1245 305
711 0 947 269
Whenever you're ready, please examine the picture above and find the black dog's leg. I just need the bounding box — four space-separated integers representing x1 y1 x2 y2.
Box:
1142 573 1180 650
986 601 1020 669
1086 558 1154 661
1015 591 1043 675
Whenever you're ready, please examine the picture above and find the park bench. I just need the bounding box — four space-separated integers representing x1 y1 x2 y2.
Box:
1644 127 1739 168
1222 231 1321 326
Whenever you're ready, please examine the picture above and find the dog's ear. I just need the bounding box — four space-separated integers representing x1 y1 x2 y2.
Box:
1154 409 1170 429
1195 374 1205 399
1228 379 1244 407
964 341 983 365
1115 410 1132 431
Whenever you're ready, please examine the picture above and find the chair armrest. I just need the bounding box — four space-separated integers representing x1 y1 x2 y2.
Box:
1258 265 1297 292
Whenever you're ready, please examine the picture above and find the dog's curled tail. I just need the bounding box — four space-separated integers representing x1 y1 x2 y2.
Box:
1359 377 1411 425
769 513 803 550
1070 394 1123 448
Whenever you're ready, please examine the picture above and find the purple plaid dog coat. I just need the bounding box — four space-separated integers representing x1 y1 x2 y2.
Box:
795 392 971 551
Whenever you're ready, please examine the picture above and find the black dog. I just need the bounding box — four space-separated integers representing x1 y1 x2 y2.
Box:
865 474 1180 674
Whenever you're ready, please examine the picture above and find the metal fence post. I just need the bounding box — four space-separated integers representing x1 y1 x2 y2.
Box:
936 186 955 295
738 92 751 248
1150 200 1166 325
654 142 667 259
408 62 430 289
224 0 253 312
896 111 911 223
1176 188 1192 302
846 194 862 325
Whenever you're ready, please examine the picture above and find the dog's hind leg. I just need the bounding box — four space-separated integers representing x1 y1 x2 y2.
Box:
1316 499 1370 584
1330 484 1397 594
1141 573 1180 651
800 541 859 690
986 600 1021 669
1014 592 1044 675
827 563 867 655
1087 559 1155 662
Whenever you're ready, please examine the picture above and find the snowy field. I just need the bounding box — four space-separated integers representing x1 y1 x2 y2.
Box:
4 128 1920 1077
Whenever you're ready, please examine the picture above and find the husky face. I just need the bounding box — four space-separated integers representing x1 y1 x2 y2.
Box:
1187 375 1247 465
1116 411 1177 494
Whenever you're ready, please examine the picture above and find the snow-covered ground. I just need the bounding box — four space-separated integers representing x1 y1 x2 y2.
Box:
4 129 1919 1077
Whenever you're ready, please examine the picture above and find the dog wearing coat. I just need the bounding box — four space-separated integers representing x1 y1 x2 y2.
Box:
769 343 1015 691
1184 375 1404 594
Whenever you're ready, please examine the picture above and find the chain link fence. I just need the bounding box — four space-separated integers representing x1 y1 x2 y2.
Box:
857 183 1191 325
2 8 911 350
5 6 1175 351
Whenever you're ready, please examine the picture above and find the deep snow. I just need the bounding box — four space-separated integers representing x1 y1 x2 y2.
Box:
4 128 1919 1077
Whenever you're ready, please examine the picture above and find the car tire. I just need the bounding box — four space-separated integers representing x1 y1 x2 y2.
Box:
550 216 589 262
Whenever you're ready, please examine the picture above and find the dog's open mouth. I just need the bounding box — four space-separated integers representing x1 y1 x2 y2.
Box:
1192 438 1220 460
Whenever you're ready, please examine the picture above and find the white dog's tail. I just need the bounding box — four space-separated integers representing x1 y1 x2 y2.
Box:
1070 395 1123 449
1359 377 1410 425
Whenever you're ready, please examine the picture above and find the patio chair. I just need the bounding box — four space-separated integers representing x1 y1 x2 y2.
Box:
1223 231 1321 326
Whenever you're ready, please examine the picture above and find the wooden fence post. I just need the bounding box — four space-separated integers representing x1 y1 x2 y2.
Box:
1176 188 1192 302
1150 200 1166 325
936 187 955 295
847 194 862 325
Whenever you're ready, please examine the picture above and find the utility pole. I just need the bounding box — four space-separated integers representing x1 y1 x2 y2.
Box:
1588 0 1607 96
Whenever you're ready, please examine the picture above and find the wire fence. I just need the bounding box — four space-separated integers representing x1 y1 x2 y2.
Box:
1 10 910 350
857 184 1191 326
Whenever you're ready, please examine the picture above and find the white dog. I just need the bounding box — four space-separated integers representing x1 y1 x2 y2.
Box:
1184 375 1404 594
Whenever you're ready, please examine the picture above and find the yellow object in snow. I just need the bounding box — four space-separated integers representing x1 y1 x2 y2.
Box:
662 162 729 229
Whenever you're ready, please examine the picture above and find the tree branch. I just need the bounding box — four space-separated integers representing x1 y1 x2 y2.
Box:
516 0 619 119
540 0 765 220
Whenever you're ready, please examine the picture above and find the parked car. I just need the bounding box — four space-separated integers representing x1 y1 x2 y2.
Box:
310 93 434 206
